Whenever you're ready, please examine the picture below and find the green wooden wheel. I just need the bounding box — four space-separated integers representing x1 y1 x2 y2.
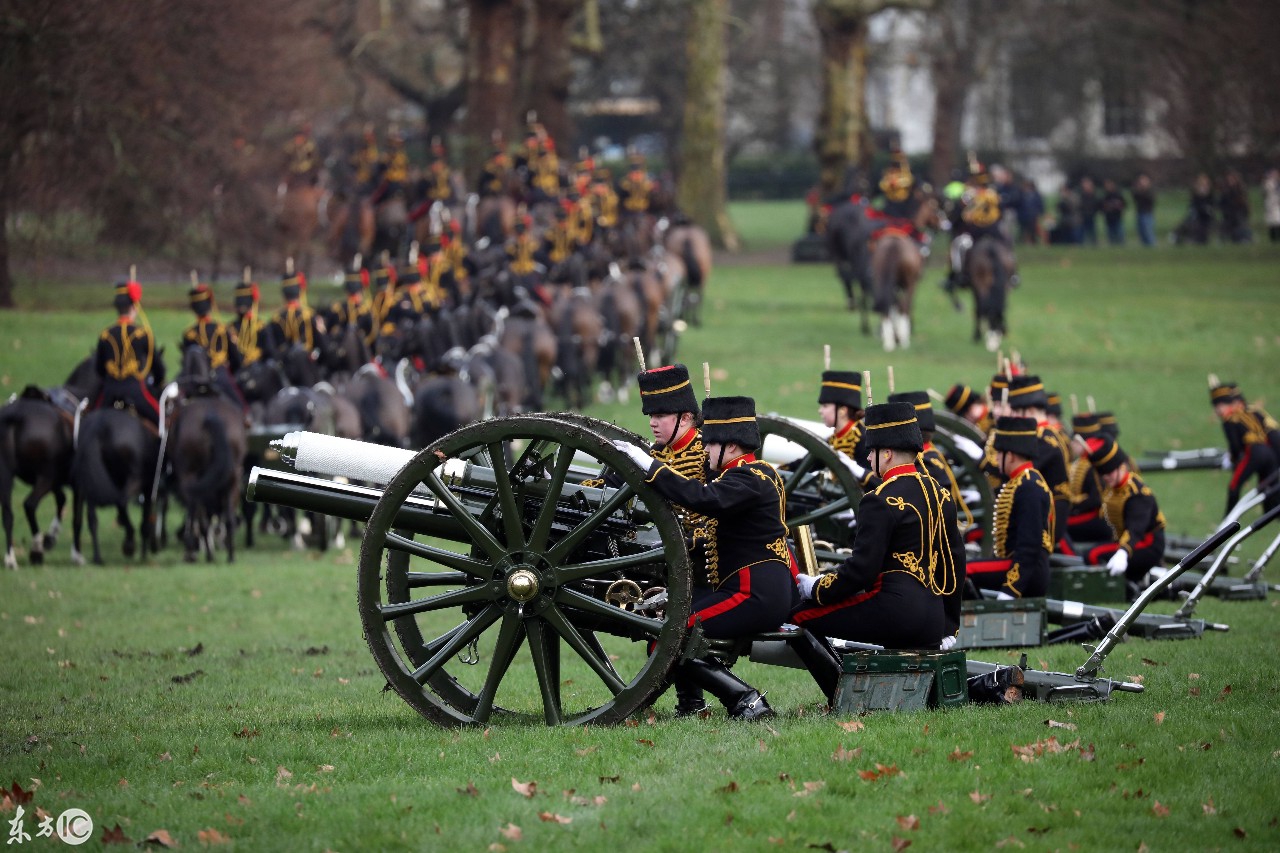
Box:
358 414 692 726
932 422 995 558
758 414 863 549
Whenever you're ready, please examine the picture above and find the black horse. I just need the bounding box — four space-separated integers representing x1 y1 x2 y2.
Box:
826 197 875 333
71 408 161 565
169 394 247 563
0 357 99 567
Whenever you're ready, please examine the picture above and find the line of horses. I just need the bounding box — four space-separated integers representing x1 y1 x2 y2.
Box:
826 193 1017 353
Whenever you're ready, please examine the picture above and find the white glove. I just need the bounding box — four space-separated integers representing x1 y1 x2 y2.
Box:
1107 549 1129 577
610 439 655 472
796 573 819 600
1221 452 1233 471
835 453 867 481
939 634 957 651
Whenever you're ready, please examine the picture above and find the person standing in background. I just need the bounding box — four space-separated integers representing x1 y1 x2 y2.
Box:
1264 168 1280 244
1101 179 1127 245
1131 173 1156 247
1078 176 1099 245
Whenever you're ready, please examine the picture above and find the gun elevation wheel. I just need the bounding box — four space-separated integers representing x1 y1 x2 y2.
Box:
358 414 692 726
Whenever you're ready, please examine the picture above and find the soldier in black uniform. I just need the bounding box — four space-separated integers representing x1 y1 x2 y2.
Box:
1007 375 1071 548
1064 414 1113 545
231 279 274 370
505 214 542 296
889 390 977 538
611 396 794 721
944 383 993 434
1211 381 1280 513
328 265 378 350
180 284 247 412
1080 435 1167 592
965 416 1053 598
817 370 878 492
792 401 965 649
269 270 326 356
93 280 161 425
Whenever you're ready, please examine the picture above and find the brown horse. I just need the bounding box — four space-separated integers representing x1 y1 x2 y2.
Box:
592 271 644 403
498 302 558 411
662 220 713 328
277 182 326 275
326 195 375 272
867 196 940 352
549 285 603 410
965 235 1017 352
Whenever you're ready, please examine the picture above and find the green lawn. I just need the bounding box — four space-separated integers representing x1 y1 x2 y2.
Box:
3 207 1280 850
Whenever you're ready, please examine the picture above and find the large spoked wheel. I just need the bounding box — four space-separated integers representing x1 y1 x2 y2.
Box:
358 414 692 727
758 414 863 550
932 424 995 557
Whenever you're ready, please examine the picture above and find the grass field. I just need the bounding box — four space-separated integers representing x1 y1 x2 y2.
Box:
3 203 1280 850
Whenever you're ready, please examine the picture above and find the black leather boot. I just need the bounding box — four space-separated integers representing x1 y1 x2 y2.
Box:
672 675 708 718
966 665 1025 705
679 657 776 721
786 628 841 705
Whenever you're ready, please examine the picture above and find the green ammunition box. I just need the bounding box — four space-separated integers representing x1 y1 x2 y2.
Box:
1048 567 1126 603
834 649 968 713
957 598 1047 649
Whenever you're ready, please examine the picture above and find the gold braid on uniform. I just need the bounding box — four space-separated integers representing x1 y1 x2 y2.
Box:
1068 457 1092 505
751 462 792 564
925 450 974 528
1102 477 1166 553
991 470 1022 558
1231 410 1270 446
879 474 958 597
1251 406 1280 432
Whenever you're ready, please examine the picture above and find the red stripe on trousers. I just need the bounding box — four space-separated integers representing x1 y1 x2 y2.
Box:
965 558 1013 575
792 575 884 623
688 567 752 628
1230 447 1252 491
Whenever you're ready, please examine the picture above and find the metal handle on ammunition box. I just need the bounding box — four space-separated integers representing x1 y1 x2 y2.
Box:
1076 521 1240 679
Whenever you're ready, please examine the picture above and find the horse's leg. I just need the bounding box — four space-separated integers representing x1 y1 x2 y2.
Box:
22 480 50 565
183 508 198 563
47 486 65 549
87 503 105 566
118 501 135 560
242 495 256 548
70 489 86 567
1 471 15 569
225 497 238 564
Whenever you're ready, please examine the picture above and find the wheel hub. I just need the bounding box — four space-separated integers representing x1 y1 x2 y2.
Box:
506 568 540 602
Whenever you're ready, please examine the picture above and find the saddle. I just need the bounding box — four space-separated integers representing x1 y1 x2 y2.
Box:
107 399 162 438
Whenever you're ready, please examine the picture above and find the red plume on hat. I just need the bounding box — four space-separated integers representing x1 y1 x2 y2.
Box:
128 281 143 304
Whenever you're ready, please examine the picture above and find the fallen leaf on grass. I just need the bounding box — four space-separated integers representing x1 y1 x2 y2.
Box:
499 823 522 840
158 752 172 762
1202 797 1216 815
1153 712 1165 726
1044 720 1077 731
793 781 825 797
994 837 1024 848
759 739 769 753
233 727 260 739
275 766 292 785
948 748 974 762
512 778 537 798
198 827 230 844
575 747 597 757
458 781 480 797
837 720 865 733
1217 685 1232 700
1234 828 1248 839
969 791 990 804
896 814 920 831
5 783 34 805
1151 801 1170 818
832 744 860 762
1189 687 1201 697
1141 658 1162 666
716 781 740 794
102 824 131 845
1188 672 1200 680
891 835 912 851
636 739 654 748
538 812 572 824
144 829 179 848
928 800 950 815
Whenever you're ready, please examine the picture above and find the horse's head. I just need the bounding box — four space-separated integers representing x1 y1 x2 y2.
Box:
181 344 213 385
64 354 101 402
281 344 319 386
152 346 168 387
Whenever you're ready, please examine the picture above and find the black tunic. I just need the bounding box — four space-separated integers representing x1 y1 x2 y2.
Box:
966 462 1052 597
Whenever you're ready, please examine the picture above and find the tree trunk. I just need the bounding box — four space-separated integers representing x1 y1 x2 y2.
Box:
929 54 966 189
462 0 522 176
676 0 738 251
812 2 871 195
526 0 579 151
0 169 12 309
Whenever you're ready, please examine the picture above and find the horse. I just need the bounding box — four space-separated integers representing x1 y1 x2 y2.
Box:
593 270 644 403
372 194 410 263
326 193 375 272
965 235 1017 352
71 408 161 565
662 218 713 328
277 182 326 276
168 394 247 563
410 373 482 448
0 358 98 567
826 198 876 332
549 285 603 410
497 302 558 412
866 196 940 352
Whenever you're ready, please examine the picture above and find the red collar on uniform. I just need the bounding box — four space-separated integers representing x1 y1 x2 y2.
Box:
1037 420 1050 429
1010 462 1034 479
1115 471 1131 489
347 294 362 304
883 463 917 481
836 420 856 439
117 317 130 326
285 300 300 308
670 426 697 454
721 453 755 471
922 441 934 452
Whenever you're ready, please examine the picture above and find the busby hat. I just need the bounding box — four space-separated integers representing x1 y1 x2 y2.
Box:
281 270 306 301
1007 375 1048 410
1209 381 1241 405
1096 411 1119 439
188 284 213 315
1045 391 1063 418
818 370 862 410
701 396 758 449
888 391 935 433
637 364 699 417
944 383 975 415
1071 413 1101 436
344 267 370 295
863 401 923 452
113 279 142 314
988 373 1010 398
234 280 259 307
991 416 1040 458
1085 435 1128 476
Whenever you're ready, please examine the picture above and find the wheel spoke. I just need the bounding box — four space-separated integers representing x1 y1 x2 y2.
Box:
544 482 636 564
472 613 525 723
405 570 471 588
388 532 493 579
789 495 850 528
525 619 562 726
783 454 818 497
542 604 626 695
419 468 507 561
555 547 668 584
407 605 502 685
380 584 493 621
555 587 666 638
529 445 576 553
486 441 527 550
